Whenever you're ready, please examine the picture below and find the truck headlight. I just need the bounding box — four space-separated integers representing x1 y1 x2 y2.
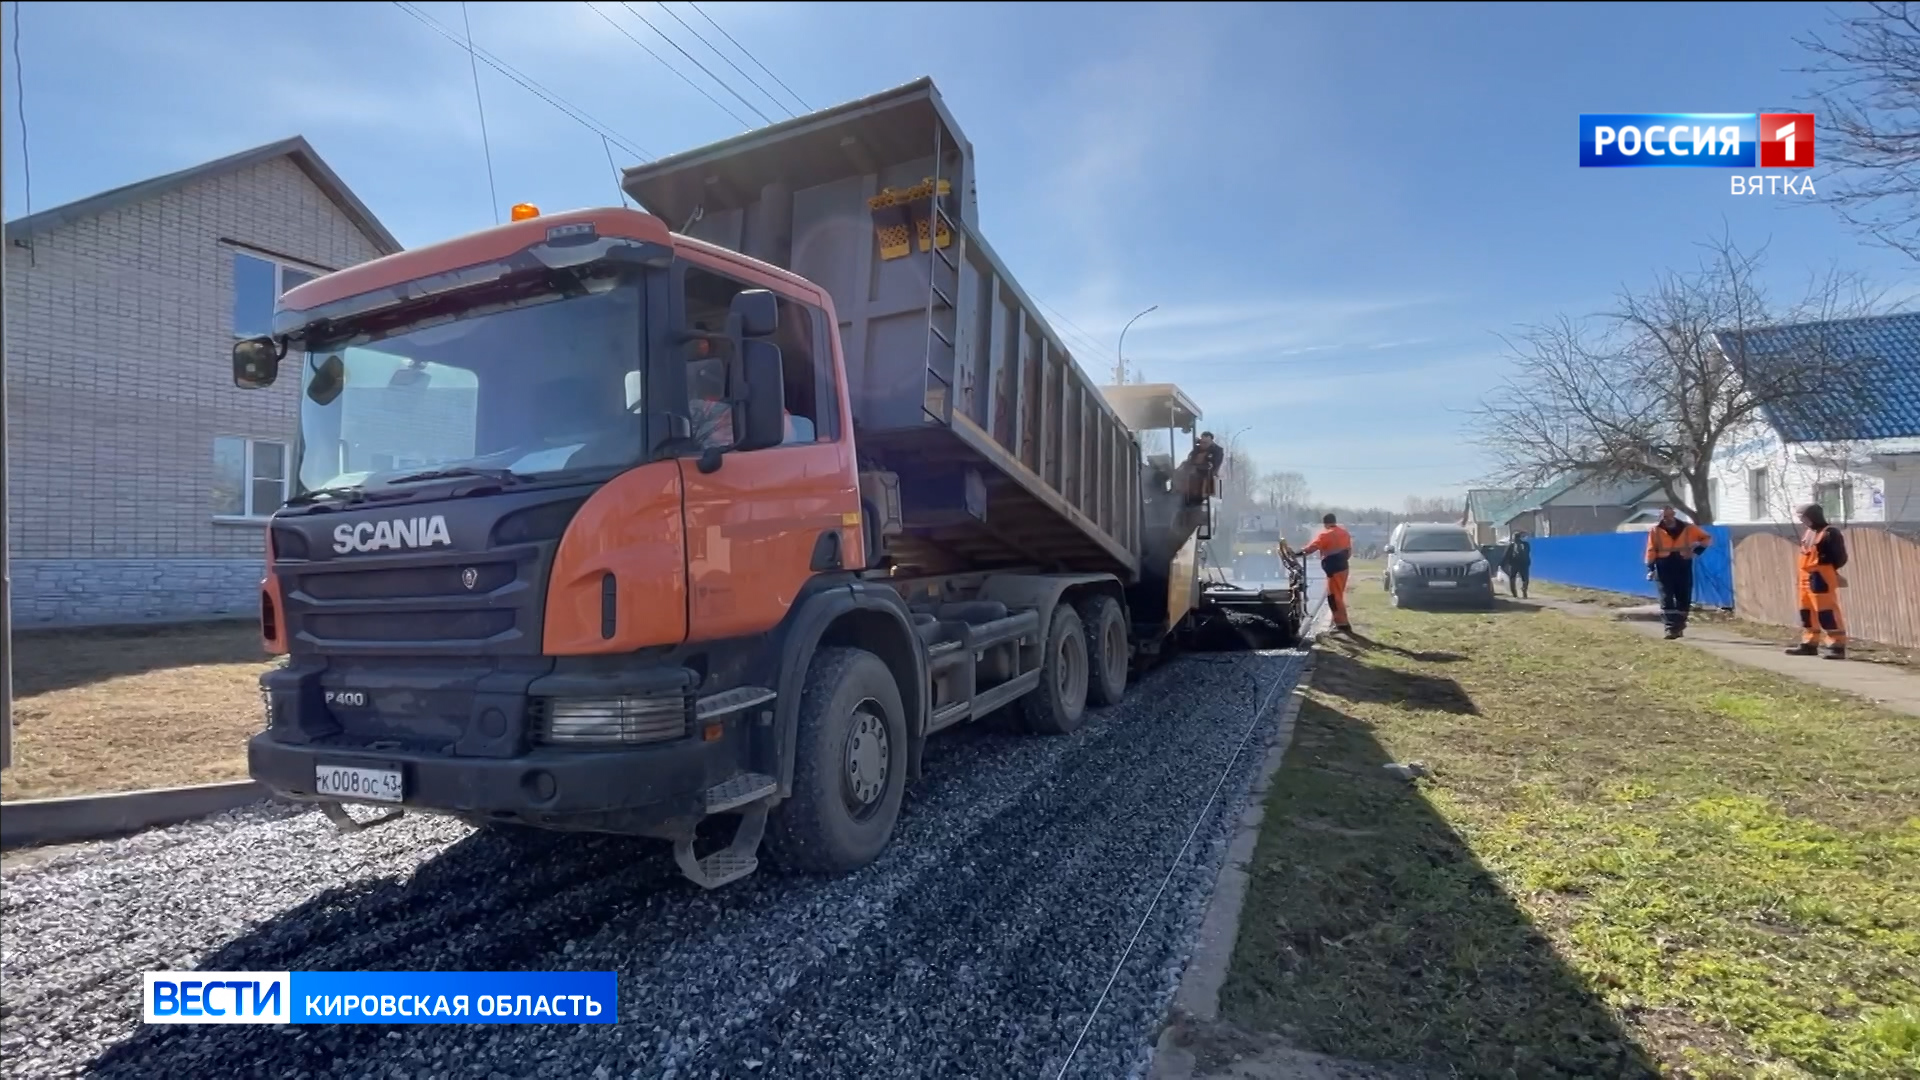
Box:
1392 559 1414 575
1469 558 1489 574
534 695 690 746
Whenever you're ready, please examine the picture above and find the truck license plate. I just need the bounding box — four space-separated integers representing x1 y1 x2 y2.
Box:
315 764 403 803
1426 580 1457 588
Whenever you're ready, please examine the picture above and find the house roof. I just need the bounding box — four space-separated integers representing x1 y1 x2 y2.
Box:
3 135 402 256
1712 311 1920 443
1542 475 1662 508
1464 487 1524 522
1491 472 1661 521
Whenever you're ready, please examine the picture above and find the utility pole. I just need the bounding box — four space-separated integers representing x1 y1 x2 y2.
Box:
1 7 14 772
1 100 11 773
1114 304 1158 385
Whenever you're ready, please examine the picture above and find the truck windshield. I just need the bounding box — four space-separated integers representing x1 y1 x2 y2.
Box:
293 278 643 496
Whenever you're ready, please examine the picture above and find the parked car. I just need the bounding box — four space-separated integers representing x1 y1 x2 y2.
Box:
1383 524 1498 609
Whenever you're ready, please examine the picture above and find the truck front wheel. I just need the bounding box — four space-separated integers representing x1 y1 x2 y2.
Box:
765 647 908 875
1020 604 1090 736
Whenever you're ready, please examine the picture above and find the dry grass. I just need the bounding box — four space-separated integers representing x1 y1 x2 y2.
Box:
1223 584 1920 1078
1532 580 1654 610
1 622 277 801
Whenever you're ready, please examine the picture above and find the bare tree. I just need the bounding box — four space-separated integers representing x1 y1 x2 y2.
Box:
1257 470 1310 515
1468 233 1876 524
1401 495 1464 521
1213 448 1262 548
1798 2 1920 260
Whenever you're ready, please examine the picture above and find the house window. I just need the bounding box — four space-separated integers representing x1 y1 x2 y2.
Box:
212 436 290 519
1748 468 1770 519
1709 478 1723 518
1813 481 1854 522
232 251 321 339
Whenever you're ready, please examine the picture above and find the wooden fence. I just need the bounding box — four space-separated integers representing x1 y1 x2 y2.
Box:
1733 529 1920 648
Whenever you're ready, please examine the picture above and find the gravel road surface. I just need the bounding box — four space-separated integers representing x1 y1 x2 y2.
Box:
2 642 1309 1080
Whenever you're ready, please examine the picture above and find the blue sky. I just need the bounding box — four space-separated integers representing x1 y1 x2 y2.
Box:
3 1 1913 507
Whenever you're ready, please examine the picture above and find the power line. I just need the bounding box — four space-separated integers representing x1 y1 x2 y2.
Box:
459 1 501 225
585 1 751 129
1035 298 1112 355
601 135 633 207
688 1 810 113
391 1 654 162
11 0 30 221
655 1 792 119
619 0 775 125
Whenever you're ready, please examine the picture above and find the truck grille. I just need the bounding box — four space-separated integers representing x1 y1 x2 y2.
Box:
304 609 517 643
269 489 591 657
1419 565 1469 580
301 562 518 601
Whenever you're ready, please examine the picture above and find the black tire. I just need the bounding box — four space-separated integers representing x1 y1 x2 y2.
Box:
1077 593 1129 708
765 647 908 875
1019 604 1090 736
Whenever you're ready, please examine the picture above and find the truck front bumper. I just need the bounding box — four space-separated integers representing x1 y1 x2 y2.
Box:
248 733 742 824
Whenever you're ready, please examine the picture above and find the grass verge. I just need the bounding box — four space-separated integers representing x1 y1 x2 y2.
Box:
1 622 276 801
1219 585 1920 1078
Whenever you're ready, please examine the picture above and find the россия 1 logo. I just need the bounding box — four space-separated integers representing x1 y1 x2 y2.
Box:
1578 113 1815 169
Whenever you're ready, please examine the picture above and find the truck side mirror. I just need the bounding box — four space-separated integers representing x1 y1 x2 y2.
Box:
234 336 281 389
732 340 787 452
1384 544 1395 554
728 289 778 338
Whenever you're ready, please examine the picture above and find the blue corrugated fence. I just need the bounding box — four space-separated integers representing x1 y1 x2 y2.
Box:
1525 527 1734 608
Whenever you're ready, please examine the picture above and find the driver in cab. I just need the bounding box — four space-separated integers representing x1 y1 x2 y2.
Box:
689 352 811 449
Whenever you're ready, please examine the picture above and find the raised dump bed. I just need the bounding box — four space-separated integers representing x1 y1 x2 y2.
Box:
622 78 1145 582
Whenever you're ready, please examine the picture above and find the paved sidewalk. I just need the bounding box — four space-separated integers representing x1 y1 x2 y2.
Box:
1521 597 1920 719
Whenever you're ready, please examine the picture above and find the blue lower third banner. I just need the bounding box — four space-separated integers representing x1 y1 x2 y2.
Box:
144 971 618 1024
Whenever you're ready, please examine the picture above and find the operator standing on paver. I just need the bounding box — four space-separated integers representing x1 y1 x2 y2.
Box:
1786 502 1850 661
1645 507 1713 640
1285 513 1354 634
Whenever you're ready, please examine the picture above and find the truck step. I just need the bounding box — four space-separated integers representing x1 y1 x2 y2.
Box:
696 685 776 721
673 804 769 890
704 771 779 813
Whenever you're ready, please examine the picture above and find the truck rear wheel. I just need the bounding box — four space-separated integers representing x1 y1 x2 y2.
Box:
765 647 908 875
1020 604 1090 736
1077 593 1129 708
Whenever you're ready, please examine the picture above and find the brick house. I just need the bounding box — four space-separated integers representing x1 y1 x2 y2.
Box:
3 136 401 625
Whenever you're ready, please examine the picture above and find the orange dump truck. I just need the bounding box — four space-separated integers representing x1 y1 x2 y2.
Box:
234 78 1298 888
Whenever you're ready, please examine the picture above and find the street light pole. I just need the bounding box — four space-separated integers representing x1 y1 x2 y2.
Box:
1113 304 1159 385
1224 426 1251 476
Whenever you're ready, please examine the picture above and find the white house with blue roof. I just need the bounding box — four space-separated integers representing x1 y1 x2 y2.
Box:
1706 312 1920 525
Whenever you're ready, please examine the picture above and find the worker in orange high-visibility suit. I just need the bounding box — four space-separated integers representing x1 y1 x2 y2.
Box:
1785 503 1849 660
1287 513 1355 634
1644 507 1713 640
